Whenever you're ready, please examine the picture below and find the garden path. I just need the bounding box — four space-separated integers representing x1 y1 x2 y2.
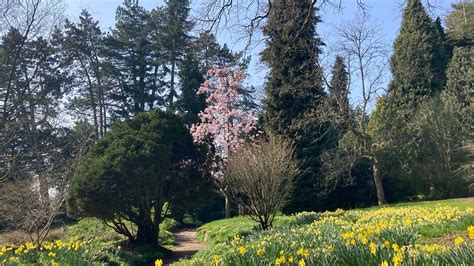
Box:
164 229 207 264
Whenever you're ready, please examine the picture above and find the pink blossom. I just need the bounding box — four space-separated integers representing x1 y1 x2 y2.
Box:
190 67 257 184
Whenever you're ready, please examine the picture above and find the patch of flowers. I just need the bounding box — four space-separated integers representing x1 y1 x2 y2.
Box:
187 206 474 265
0 238 94 265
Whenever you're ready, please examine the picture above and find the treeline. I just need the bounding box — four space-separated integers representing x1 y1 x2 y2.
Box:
0 0 248 235
0 0 472 242
261 0 473 212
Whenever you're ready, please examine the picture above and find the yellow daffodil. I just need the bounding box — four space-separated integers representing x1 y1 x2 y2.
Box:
369 242 377 255
392 252 403 266
468 225 474 240
154 258 163 266
275 255 286 265
454 237 464 246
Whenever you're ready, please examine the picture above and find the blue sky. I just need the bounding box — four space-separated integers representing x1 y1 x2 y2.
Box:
64 0 455 107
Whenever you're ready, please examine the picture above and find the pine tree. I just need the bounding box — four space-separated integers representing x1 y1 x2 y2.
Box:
158 0 193 111
63 10 107 138
191 31 243 72
261 0 327 212
102 0 156 119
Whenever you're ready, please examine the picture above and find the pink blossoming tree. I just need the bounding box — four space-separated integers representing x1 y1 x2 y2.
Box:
190 67 256 218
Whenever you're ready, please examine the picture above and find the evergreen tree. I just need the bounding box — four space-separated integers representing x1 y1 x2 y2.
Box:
102 0 157 119
177 52 205 125
191 31 243 73
444 2 473 110
329 56 349 114
158 0 193 111
431 17 450 90
63 10 107 138
261 0 327 212
387 0 448 110
69 110 202 246
446 46 473 110
445 2 474 46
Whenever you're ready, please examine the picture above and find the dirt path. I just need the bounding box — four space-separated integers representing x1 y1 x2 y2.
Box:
164 229 208 264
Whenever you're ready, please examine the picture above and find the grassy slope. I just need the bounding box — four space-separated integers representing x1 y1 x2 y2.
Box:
61 217 178 265
197 198 473 246
174 198 473 266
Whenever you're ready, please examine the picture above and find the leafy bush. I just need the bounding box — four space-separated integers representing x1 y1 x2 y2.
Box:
69 110 204 246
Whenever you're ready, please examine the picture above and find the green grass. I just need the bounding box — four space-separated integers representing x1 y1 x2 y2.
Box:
196 212 321 245
64 217 177 247
196 216 255 245
386 197 473 209
61 217 177 265
197 198 473 246
417 214 474 244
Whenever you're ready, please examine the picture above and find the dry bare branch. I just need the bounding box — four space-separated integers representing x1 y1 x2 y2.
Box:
224 135 299 229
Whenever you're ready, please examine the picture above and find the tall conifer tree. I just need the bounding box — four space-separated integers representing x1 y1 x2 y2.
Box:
262 0 327 212
159 0 193 111
177 52 205 125
329 56 349 114
388 0 448 110
102 0 155 118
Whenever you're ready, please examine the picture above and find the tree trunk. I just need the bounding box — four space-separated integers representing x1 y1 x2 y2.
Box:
372 154 387 205
168 58 176 111
428 176 436 198
224 192 231 218
238 204 244 216
135 218 159 246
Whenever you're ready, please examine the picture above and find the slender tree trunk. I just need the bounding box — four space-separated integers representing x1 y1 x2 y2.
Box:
78 58 99 139
93 51 106 135
428 176 436 198
86 84 99 139
96 84 104 137
224 191 231 218
238 204 244 216
372 154 387 205
168 59 176 111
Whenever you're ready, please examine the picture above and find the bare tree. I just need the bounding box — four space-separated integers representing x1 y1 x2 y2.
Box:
0 133 89 246
0 178 66 246
318 12 391 205
224 135 299 230
195 0 442 51
195 0 369 49
0 0 64 38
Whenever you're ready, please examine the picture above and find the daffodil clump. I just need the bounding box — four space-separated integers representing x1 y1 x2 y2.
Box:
0 238 93 265
186 206 474 265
